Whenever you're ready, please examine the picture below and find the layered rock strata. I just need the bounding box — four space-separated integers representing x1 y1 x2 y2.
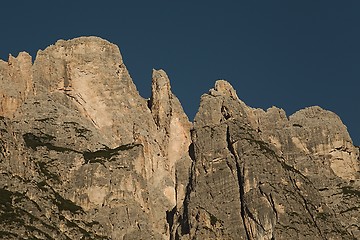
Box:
0 37 359 240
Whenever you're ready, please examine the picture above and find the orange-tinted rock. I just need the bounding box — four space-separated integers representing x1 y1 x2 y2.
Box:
0 37 359 240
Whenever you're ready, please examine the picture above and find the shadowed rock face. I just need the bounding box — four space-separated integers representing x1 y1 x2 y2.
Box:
0 37 359 240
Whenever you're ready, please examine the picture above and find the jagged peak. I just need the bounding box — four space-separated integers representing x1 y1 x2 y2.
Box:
289 105 340 121
1 37 359 240
7 51 32 63
150 68 191 131
208 80 239 99
36 36 119 55
35 36 123 67
152 69 170 85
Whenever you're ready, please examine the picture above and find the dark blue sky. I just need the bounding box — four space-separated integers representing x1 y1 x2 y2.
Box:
1 1 359 145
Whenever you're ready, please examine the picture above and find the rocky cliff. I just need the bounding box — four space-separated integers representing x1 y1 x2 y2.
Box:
0 37 359 240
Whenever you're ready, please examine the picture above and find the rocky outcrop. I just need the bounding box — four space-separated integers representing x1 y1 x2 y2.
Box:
0 37 191 239
174 81 359 239
0 37 359 239
0 52 33 118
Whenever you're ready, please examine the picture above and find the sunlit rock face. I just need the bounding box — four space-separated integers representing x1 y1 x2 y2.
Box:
0 52 33 118
0 37 359 240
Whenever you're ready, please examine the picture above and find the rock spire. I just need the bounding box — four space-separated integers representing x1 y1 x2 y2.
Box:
0 37 359 239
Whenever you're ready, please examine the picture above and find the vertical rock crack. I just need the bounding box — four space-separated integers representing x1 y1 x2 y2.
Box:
226 125 250 240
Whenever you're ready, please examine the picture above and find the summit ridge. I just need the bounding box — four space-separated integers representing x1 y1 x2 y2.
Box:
0 37 359 239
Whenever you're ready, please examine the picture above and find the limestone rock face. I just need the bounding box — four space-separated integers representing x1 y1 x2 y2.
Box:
0 37 191 239
173 81 359 239
32 37 151 146
250 105 360 238
0 52 33 118
149 69 192 210
0 37 359 240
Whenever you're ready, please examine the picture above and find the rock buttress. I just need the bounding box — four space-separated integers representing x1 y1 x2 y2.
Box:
176 80 358 239
0 52 33 118
0 37 192 239
1 38 359 240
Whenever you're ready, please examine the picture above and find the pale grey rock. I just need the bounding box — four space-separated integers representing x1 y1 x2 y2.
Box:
0 37 191 239
251 105 360 238
0 52 33 118
175 80 359 239
0 38 359 240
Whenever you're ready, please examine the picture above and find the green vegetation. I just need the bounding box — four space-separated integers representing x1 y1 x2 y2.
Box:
35 181 84 214
53 190 84 214
341 186 360 197
36 162 60 182
210 214 218 226
316 212 329 221
245 138 278 158
35 117 54 122
23 133 79 154
83 143 141 163
0 231 19 238
340 206 360 214
0 189 26 224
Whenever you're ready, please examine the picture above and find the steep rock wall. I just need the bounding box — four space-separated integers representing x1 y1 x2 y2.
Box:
174 81 359 239
0 37 359 240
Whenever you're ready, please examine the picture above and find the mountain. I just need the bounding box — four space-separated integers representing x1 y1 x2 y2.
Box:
0 37 359 240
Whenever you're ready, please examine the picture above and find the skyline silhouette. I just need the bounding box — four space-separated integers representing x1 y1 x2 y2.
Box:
1 1 359 144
